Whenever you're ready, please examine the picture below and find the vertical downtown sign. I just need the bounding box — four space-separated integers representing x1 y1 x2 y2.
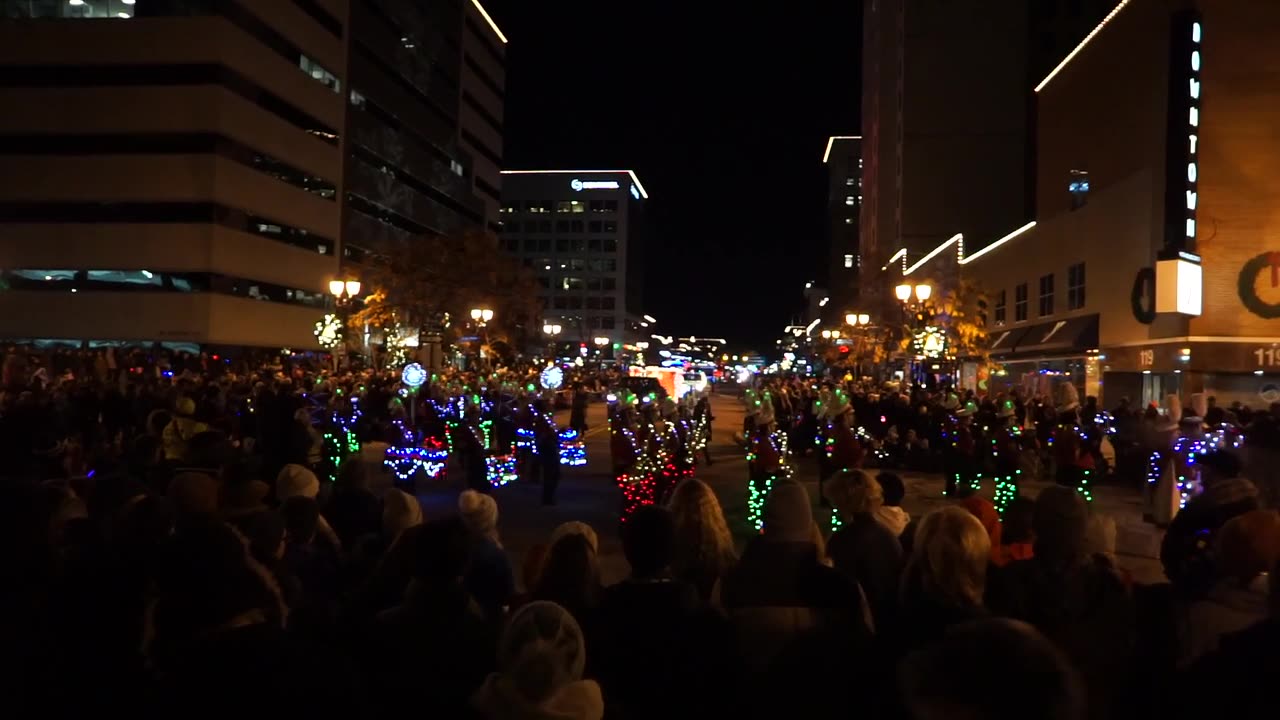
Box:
1155 11 1204 316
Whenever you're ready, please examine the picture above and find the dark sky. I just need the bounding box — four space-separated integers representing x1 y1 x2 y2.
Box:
485 2 863 351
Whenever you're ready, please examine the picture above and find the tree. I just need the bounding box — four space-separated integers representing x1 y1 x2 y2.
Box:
893 278 991 366
350 229 539 364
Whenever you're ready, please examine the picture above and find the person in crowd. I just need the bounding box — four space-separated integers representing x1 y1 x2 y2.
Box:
368 516 496 717
459 489 516 618
986 486 1135 720
166 471 218 529
900 619 1086 720
721 480 870 716
1161 449 1259 597
594 505 719 718
957 491 1003 562
472 601 604 720
570 382 589 435
161 396 208 462
382 487 423 543
993 496 1036 567
532 531 603 632
826 469 903 632
1176 509 1280 667
667 477 737 602
897 506 991 654
279 496 339 630
1181 557 1280 719
149 520 360 715
874 471 911 537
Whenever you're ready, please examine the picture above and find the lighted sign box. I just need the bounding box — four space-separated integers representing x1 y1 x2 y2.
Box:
1155 257 1202 316
570 179 620 191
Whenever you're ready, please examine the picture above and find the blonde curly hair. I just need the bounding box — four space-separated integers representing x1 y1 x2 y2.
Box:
904 506 991 607
827 469 884 517
668 478 737 579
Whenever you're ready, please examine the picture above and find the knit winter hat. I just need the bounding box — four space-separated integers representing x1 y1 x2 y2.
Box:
168 471 218 517
763 479 814 543
276 464 320 502
549 520 599 554
496 601 588 702
383 488 424 539
459 489 499 536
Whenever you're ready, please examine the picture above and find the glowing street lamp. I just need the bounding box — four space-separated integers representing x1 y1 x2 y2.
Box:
470 307 494 324
543 323 562 336
845 313 872 326
895 283 932 304
329 278 361 303
593 336 609 347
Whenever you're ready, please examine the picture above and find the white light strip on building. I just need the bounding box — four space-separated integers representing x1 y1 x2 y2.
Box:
880 247 906 271
804 318 821 336
822 135 863 164
958 221 1038 265
904 233 963 276
501 169 649 198
470 0 508 43
1034 0 1131 93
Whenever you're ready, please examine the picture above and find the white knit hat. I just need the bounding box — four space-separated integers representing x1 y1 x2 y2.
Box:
459 489 499 537
383 488 424 539
276 463 320 502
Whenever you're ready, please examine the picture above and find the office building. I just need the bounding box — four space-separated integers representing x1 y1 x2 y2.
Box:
0 0 502 349
822 135 862 320
498 170 649 344
458 0 506 234
899 0 1280 408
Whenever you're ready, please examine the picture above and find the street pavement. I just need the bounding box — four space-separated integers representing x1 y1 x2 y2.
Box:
418 393 1166 587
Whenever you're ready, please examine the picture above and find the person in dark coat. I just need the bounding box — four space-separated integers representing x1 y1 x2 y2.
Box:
570 383 589 435
986 486 1135 720
1161 449 1259 597
721 480 871 717
367 516 496 717
826 469 903 633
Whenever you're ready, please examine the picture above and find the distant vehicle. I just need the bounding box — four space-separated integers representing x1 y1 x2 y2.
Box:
608 375 663 404
682 371 709 396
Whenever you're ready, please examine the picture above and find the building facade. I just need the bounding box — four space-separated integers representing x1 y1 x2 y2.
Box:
823 136 862 321
904 0 1280 410
0 0 502 349
459 0 505 234
498 170 648 344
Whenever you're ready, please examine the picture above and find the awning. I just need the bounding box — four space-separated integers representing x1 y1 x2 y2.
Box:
1008 314 1099 357
988 326 1032 357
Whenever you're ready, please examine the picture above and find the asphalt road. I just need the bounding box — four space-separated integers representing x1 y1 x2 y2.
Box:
418 392 1165 587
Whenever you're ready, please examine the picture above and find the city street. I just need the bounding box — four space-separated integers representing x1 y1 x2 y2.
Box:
420 392 1166 586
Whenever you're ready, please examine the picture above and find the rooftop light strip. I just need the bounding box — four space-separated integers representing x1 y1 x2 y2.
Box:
500 169 649 198
958 221 1038 265
822 135 863 163
904 233 963 276
1035 0 1130 93
881 247 906 271
470 0 508 44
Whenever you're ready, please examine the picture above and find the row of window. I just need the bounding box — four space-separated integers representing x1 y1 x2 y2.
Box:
502 200 619 214
0 269 327 308
0 201 335 255
543 295 619 314
524 258 619 274
536 275 617 292
992 262 1086 324
504 220 618 235
505 237 620 255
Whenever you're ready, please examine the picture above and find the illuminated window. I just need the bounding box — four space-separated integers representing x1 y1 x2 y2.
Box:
845 196 856 206
845 217 855 224
1038 273 1055 317
1068 263 1086 310
844 254 854 268
556 201 572 213
1015 283 1028 322
846 177 857 186
570 200 585 213
1068 169 1090 210
994 290 1007 326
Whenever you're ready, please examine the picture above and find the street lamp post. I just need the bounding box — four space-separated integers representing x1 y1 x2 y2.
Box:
469 307 493 369
542 323 562 360
328 278 362 370
893 283 934 387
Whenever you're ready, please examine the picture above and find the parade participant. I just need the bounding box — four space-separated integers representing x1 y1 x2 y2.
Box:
1051 383 1094 502
693 393 714 465
990 400 1023 515
746 394 790 531
942 401 978 497
534 406 562 506
821 389 864 507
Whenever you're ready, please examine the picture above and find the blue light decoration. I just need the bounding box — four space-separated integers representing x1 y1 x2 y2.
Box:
486 454 519 487
559 428 587 466
384 445 448 482
540 364 565 391
401 362 427 389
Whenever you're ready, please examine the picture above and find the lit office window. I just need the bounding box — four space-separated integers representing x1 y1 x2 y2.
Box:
556 201 572 213
845 217 854 224
845 196 856 206
569 201 585 213
846 177 856 186
843 254 854 268
300 55 341 93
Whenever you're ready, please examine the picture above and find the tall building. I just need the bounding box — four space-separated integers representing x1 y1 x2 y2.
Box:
498 170 649 344
459 0 505 234
822 135 862 320
0 0 502 349
898 0 1280 408
858 0 1113 312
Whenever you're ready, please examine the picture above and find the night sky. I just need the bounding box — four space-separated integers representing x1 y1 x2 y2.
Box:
486 2 863 351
